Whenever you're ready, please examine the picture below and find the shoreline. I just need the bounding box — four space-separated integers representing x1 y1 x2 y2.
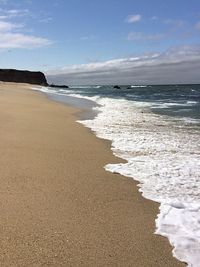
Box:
0 82 184 266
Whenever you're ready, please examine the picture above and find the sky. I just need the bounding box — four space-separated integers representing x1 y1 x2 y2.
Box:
0 0 200 84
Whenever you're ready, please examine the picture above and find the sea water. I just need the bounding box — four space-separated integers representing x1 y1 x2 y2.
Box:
33 84 200 267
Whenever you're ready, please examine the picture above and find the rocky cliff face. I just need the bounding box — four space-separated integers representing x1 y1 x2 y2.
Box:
0 69 48 86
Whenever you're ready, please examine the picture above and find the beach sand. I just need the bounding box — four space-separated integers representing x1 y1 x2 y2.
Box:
0 82 184 266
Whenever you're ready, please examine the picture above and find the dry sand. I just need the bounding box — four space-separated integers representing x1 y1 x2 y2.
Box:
0 82 184 266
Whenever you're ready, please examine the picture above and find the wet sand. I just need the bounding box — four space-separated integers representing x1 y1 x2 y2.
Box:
0 82 184 266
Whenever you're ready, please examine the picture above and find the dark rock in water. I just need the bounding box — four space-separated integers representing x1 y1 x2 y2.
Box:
0 69 48 86
49 84 69 89
113 85 121 89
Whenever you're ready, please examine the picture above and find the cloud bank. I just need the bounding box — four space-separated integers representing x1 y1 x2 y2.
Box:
46 45 200 85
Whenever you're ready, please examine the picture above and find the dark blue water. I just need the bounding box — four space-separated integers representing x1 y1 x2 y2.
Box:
65 84 200 121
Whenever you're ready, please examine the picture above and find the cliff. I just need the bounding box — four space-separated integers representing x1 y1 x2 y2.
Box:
0 69 48 86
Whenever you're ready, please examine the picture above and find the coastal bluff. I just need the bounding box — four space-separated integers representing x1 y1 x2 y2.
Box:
0 69 48 86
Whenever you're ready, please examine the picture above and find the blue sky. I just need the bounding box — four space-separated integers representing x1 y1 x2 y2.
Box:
0 0 200 84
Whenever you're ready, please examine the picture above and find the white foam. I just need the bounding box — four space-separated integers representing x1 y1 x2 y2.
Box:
69 85 102 89
156 203 200 266
151 102 196 109
131 85 148 88
187 101 198 104
32 86 58 94
181 117 200 124
32 86 101 103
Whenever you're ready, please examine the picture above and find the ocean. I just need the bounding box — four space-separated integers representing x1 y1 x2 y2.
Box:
34 84 200 267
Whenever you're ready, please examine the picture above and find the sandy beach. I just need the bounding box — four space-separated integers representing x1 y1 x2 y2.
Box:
0 82 184 266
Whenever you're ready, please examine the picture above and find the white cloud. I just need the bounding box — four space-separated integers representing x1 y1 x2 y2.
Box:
127 32 165 41
0 21 52 49
0 15 7 19
0 8 30 19
0 32 51 49
126 14 141 23
0 8 52 49
7 9 29 17
46 45 200 85
0 20 18 31
0 18 52 49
